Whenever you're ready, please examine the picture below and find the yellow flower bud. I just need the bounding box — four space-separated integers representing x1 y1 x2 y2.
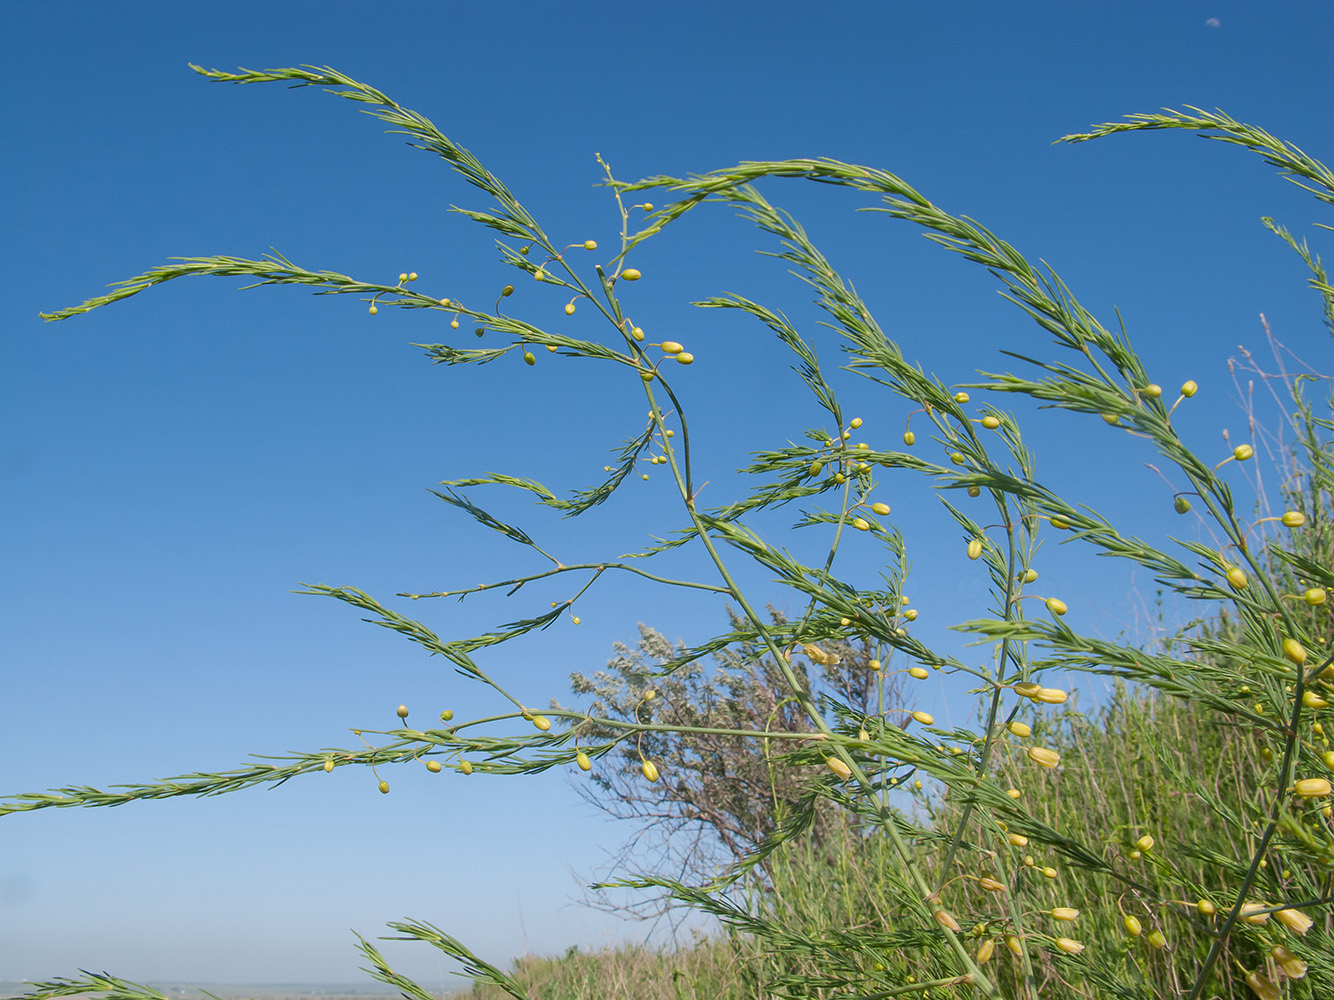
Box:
982 415 1001 429
826 757 852 780
396 704 409 719
1102 413 1119 425
1037 688 1068 705
1007 833 1028 847
909 666 929 679
450 318 460 329
1050 515 1071 529
978 877 1006 892
1284 638 1308 665
950 451 966 464
1027 746 1061 768
1271 944 1308 979
576 751 592 771
426 760 442 773
523 351 536 366
1046 598 1068 616
904 609 918 621
531 715 551 731
1282 511 1307 527
1275 907 1314 935
853 517 871 531
1174 496 1192 514
1051 907 1079 921
631 326 644 341
440 709 454 722
903 430 915 446
1014 682 1042 699
1042 867 1057 879
1304 588 1326 606
1240 903 1270 925
1302 690 1329 709
1226 566 1248 589
1144 384 1162 398
1007 721 1032 738
565 302 576 315
976 938 995 964
1181 380 1198 397
460 760 473 774
912 711 934 725
641 759 659 782
871 502 891 515
1234 444 1254 461
850 416 863 428
967 538 983 560
1122 915 1142 937
1146 929 1166 950
622 268 642 281
934 909 961 932
368 304 378 315
1054 937 1084 955
378 780 390 794
660 341 684 354
1197 899 1215 916
1004 934 1023 956
1244 970 1280 1000
323 759 334 773
1135 834 1154 852
1296 777 1331 798
583 240 597 251
1007 788 1022 799
1022 569 1038 583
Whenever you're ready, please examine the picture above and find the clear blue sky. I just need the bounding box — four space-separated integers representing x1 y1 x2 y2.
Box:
3 0 1331 988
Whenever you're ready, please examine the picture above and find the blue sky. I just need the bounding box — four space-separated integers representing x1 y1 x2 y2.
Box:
3 0 1331 988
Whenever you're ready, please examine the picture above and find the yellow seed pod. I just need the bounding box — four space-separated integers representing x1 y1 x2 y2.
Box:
1007 832 1028 847
1271 944 1308 979
396 704 409 719
1004 934 1023 956
967 538 983 560
378 780 390 794
426 760 442 773
1042 866 1058 879
1123 915 1142 937
1027 746 1061 768
1234 444 1254 461
934 909 962 932
641 760 659 782
1143 384 1162 398
368 304 378 315
909 666 929 680
871 502 891 515
849 417 863 429
583 240 597 251
622 268 642 281
1135 834 1154 852
565 302 576 315
1244 970 1281 1000
912 711 934 726
981 415 1001 429
903 430 915 446
1007 788 1022 799
1303 588 1326 606
1181 380 1198 397
976 938 995 964
1051 907 1079 922
1046 598 1068 616
576 751 592 771
1275 907 1314 935
660 341 684 355
460 760 473 775
1226 566 1248 589
1284 638 1308 665
1054 937 1084 955
904 609 918 621
1302 690 1329 709
826 757 852 780
530 715 551 731
631 326 644 341
1036 688 1068 705
1145 930 1166 950
1282 510 1307 527
1295 777 1331 798
853 517 871 531
323 759 334 773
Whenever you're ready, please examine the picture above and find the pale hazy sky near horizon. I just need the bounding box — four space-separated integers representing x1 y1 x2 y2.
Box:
3 0 1332 989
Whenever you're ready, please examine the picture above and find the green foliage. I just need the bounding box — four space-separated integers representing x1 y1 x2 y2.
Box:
19 64 1334 1000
